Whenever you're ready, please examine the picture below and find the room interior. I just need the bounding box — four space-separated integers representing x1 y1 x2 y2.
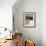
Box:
0 0 46 46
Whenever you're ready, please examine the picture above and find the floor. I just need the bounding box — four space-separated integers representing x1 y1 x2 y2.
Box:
0 39 16 46
0 33 23 46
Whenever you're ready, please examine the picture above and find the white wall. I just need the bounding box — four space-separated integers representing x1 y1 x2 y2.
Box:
13 0 46 46
13 0 41 46
41 0 46 46
0 0 16 30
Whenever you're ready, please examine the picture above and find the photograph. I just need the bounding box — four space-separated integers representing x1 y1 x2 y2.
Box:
23 12 36 27
0 0 45 46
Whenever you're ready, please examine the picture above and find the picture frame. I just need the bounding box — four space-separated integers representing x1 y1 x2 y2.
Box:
23 12 36 28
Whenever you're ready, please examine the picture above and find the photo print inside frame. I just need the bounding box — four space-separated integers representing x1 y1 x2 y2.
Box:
23 12 36 28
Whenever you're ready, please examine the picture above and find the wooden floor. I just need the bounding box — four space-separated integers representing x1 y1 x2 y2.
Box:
0 39 16 46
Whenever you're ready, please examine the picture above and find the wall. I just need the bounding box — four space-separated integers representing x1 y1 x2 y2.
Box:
40 0 46 46
13 0 41 46
0 0 16 30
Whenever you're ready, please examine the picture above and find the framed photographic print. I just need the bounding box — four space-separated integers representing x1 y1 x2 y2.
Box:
23 12 36 28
